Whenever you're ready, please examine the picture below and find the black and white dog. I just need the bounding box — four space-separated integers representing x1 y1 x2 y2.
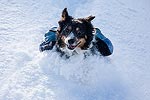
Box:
40 8 113 57
56 8 96 56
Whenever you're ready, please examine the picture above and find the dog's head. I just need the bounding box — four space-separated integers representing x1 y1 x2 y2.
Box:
57 8 95 51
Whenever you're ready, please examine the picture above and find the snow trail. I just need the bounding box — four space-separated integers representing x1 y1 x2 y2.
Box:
0 0 150 100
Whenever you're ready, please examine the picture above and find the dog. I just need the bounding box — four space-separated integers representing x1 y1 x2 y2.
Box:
39 8 113 57
56 8 96 57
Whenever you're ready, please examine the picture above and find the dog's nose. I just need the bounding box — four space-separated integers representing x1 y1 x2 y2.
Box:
68 39 75 44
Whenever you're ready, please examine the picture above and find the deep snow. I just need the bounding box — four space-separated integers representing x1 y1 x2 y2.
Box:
0 0 150 100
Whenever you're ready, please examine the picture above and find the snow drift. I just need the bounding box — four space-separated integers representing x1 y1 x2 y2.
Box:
0 0 150 100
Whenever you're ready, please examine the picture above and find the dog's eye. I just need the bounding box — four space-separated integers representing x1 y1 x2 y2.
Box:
65 26 72 33
75 31 83 37
68 26 72 30
78 32 82 36
65 29 69 33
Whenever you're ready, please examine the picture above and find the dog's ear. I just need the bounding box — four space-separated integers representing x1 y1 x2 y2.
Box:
61 8 69 21
85 15 95 22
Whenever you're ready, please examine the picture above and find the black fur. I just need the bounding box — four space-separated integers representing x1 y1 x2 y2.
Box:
56 8 95 50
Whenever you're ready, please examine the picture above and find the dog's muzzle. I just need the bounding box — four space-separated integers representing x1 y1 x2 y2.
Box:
67 40 81 50
64 32 81 50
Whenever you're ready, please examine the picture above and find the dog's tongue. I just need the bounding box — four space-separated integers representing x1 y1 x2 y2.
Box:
67 41 81 50
68 45 76 50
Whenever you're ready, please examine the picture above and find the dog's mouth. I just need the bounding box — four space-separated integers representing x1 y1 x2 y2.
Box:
67 41 81 50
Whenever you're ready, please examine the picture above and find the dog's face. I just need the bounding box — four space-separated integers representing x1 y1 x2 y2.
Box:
59 19 88 50
57 8 95 51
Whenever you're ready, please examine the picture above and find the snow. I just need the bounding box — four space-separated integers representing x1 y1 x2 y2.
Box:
0 0 150 100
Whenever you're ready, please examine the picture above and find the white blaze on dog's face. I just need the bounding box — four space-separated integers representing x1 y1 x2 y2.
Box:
64 31 82 50
64 32 74 45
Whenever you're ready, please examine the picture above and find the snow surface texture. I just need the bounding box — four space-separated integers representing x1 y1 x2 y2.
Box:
0 0 150 100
